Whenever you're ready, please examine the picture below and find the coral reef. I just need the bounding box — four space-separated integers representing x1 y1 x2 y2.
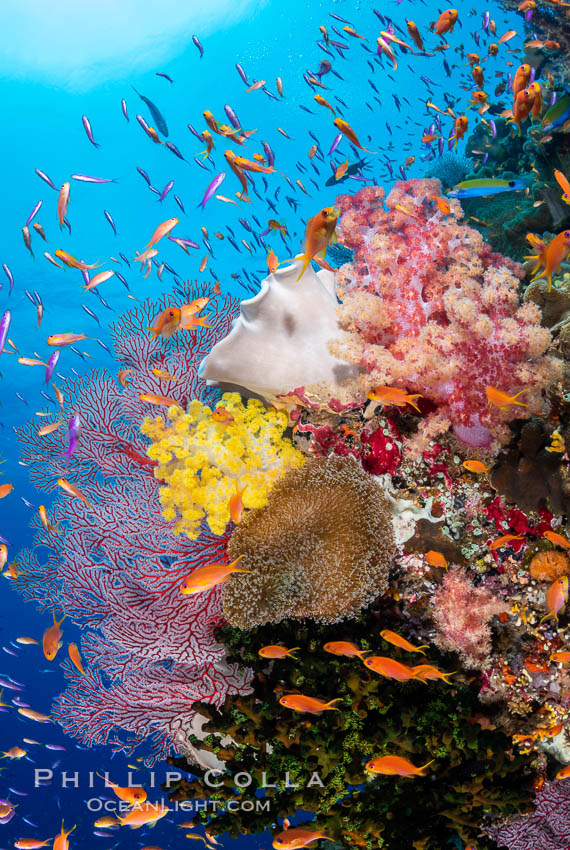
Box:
142 392 305 538
424 152 473 189
490 779 570 850
166 605 534 850
432 567 508 669
14 284 254 763
222 455 396 627
200 261 360 408
529 550 570 581
331 180 562 450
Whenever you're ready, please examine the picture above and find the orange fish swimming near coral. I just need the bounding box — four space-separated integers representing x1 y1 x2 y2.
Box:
363 656 420 681
380 630 429 654
365 755 434 776
529 229 570 291
431 8 458 36
540 576 569 623
410 664 455 684
323 641 369 659
287 206 339 281
42 610 65 661
543 530 570 549
272 826 329 848
368 386 423 412
180 555 250 595
278 694 343 714
424 551 448 569
486 386 528 411
258 645 299 659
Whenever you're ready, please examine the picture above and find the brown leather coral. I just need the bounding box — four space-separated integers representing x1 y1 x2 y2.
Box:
222 455 396 627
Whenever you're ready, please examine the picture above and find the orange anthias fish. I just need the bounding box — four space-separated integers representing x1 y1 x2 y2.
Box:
53 250 101 271
14 841 52 849
432 8 458 36
229 482 247 524
486 386 528 411
57 182 70 228
57 478 91 505
323 641 369 659
368 385 423 412
272 826 329 849
489 533 525 550
335 159 349 180
512 63 531 96
139 393 179 407
68 642 85 674
279 694 343 714
1 746 27 759
258 645 299 659
544 530 570 549
17 708 53 723
39 505 62 534
425 551 448 569
289 206 339 281
380 630 428 654
550 651 570 663
554 169 570 205
97 773 147 805
53 822 76 850
463 460 489 474
314 94 336 116
451 115 468 147
146 218 179 248
529 229 570 291
410 664 455 683
211 406 235 425
46 333 90 347
540 576 569 623
406 20 424 51
147 307 181 339
116 803 169 828
179 555 250 595
267 248 279 274
333 118 375 152
499 29 517 44
0 483 14 499
42 610 65 661
365 755 434 776
117 369 133 388
363 656 419 681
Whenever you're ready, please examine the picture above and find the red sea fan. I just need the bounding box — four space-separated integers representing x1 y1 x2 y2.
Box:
490 779 570 849
432 567 508 669
14 282 253 764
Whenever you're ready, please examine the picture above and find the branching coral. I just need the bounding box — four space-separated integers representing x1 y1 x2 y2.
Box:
142 392 305 539
490 779 570 850
432 567 508 669
165 606 533 850
222 455 396 627
331 179 562 451
14 284 254 763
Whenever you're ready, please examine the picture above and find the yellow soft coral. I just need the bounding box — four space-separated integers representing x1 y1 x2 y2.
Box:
141 393 305 539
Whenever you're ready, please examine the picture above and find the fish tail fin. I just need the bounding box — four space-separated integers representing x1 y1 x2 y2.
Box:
296 256 311 281
539 612 555 624
326 698 344 710
416 646 429 655
418 759 435 775
287 647 301 657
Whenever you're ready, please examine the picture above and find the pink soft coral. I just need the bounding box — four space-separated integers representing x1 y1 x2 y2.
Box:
332 179 561 449
432 567 508 668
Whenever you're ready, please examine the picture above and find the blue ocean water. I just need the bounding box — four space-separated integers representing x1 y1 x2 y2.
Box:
0 0 523 847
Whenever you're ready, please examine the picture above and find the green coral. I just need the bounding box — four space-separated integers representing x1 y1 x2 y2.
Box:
165 602 533 850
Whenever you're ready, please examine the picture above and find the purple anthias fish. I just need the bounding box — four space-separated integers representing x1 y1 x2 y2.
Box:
136 166 151 185
104 210 117 235
82 115 100 148
525 8 534 21
26 200 43 227
35 168 57 190
156 72 174 82
121 98 129 121
2 264 14 294
224 104 241 129
329 132 342 156
262 140 275 167
483 10 490 30
45 350 60 384
167 235 199 249
490 119 497 137
192 35 204 57
0 311 11 355
236 63 248 85
0 676 22 691
65 413 82 459
198 172 225 209
71 174 117 183
159 180 174 202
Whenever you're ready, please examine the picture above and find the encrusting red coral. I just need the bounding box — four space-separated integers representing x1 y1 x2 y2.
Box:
331 179 562 451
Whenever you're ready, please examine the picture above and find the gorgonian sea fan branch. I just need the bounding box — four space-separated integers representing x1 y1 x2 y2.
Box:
15 283 253 763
